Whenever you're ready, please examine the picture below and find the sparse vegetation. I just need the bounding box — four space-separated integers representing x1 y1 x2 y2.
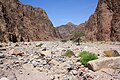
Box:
78 51 98 65
70 30 85 45
36 43 43 47
60 39 67 42
64 50 74 58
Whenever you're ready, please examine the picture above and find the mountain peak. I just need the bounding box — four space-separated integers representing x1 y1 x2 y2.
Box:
66 22 75 26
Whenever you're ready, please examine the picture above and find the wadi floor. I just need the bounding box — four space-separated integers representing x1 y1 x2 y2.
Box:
0 41 120 80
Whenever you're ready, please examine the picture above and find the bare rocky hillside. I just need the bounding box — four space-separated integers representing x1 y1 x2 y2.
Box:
85 0 120 41
0 0 61 42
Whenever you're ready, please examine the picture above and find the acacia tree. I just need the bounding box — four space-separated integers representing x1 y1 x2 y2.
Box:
70 30 85 45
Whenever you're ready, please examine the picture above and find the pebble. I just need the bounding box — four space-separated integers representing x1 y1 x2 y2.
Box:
0 59 3 64
0 53 5 58
70 70 78 75
0 77 9 80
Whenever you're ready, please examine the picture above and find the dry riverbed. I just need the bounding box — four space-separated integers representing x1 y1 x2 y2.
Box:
0 41 120 80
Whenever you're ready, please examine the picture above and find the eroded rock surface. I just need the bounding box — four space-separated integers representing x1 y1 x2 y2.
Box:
85 0 120 41
0 0 61 42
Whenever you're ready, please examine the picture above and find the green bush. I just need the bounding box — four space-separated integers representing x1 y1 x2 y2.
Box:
64 50 74 58
78 51 98 65
36 43 43 47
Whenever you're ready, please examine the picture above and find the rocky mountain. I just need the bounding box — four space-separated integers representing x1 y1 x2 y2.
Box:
85 0 120 41
57 22 87 40
0 0 61 42
57 22 77 39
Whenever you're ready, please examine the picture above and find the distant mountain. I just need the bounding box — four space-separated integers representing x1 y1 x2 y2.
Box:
0 0 61 42
84 0 120 41
57 22 86 39
56 22 77 39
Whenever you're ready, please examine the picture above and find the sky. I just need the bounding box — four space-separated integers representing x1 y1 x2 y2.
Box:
19 0 98 26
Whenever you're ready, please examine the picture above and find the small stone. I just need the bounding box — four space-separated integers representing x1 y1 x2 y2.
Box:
0 48 6 51
70 70 78 75
0 59 3 64
50 76 55 80
49 59 59 66
42 48 47 51
42 60 47 65
76 62 82 66
0 77 9 80
65 61 74 71
9 49 24 56
0 53 5 58
41 51 52 57
19 71 23 74
24 42 30 45
32 60 38 67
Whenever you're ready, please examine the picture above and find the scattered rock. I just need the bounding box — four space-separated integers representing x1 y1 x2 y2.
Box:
31 60 39 67
0 59 3 64
8 49 24 56
49 59 59 66
0 48 6 51
0 41 119 80
41 51 52 57
24 42 31 45
70 70 78 75
42 48 47 51
0 53 5 58
103 50 120 57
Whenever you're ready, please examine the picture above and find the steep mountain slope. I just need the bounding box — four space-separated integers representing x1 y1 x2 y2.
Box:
85 0 120 41
0 0 61 42
57 22 77 39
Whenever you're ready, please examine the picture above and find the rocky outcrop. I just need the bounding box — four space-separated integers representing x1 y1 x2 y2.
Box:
0 0 61 42
85 0 120 41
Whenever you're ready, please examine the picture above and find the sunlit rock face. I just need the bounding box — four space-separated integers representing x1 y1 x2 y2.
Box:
85 0 120 41
0 0 61 42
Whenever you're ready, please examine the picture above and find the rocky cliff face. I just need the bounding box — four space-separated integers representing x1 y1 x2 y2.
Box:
85 0 120 41
0 0 61 42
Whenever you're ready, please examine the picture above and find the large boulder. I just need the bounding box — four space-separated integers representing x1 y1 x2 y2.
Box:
103 50 120 57
88 57 120 71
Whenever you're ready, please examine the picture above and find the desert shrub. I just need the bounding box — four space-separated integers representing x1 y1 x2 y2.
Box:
70 30 85 45
60 39 67 42
36 43 43 47
64 50 74 58
78 51 98 65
